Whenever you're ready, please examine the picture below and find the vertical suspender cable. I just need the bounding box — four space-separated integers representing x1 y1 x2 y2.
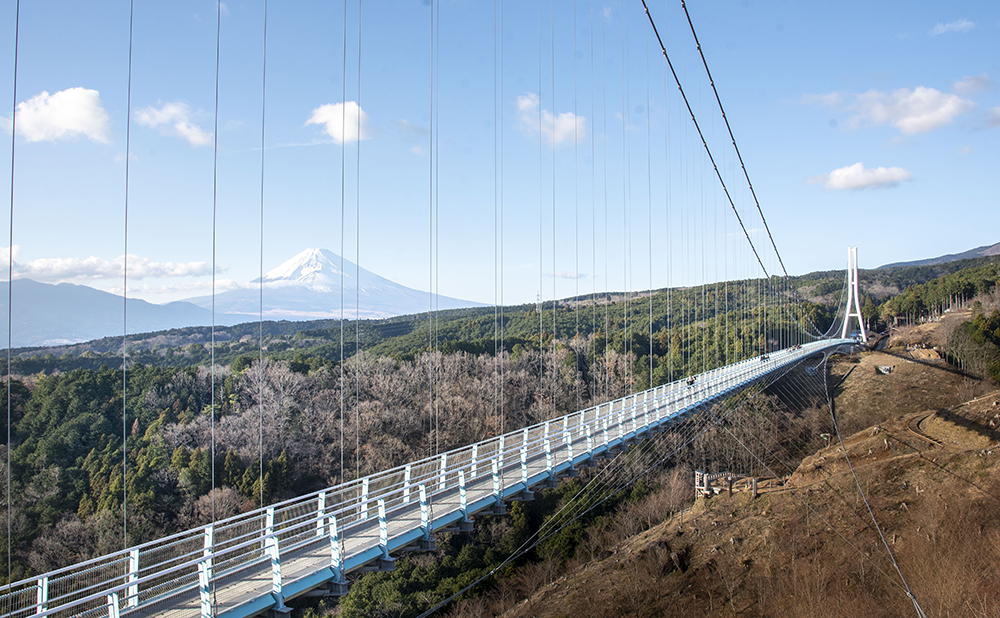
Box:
257 0 268 506
6 0 20 586
601 6 608 400
339 0 347 482
537 0 543 404
210 0 223 535
663 7 671 381
121 0 135 549
492 0 499 437
589 0 596 393
621 0 629 394
550 0 556 418
576 0 583 410
432 0 440 457
499 0 504 439
355 0 362 479
428 0 434 458
645 20 652 386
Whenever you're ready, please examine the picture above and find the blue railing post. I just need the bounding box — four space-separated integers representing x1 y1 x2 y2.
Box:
439 453 448 492
316 491 326 537
106 592 120 618
35 576 47 616
197 559 211 618
471 444 479 479
544 421 552 472
491 458 501 504
202 525 214 580
459 470 468 520
520 430 528 487
126 548 139 608
564 416 573 461
265 507 289 611
378 499 389 559
328 514 343 580
403 464 412 504
361 477 370 520
419 484 430 536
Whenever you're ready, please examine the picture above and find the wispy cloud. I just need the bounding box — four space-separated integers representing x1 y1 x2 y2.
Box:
108 279 240 298
12 87 110 143
808 162 913 191
800 92 842 107
306 101 371 144
953 74 991 94
852 87 973 134
806 86 973 135
135 102 212 146
548 271 587 280
516 92 586 147
988 107 1000 128
931 19 974 35
0 247 220 282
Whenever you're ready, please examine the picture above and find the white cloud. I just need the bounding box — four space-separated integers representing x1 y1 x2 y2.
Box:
135 102 212 146
392 118 428 137
959 146 973 155
931 19 974 35
515 92 586 146
14 87 110 143
410 145 424 155
110 279 240 297
953 74 991 94
801 92 842 107
808 162 913 191
0 251 218 282
848 87 973 134
549 271 587 280
988 107 1000 128
306 101 371 144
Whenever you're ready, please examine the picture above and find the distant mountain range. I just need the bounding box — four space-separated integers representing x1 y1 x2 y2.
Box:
2 248 482 348
184 248 481 320
0 279 217 348
878 242 1000 269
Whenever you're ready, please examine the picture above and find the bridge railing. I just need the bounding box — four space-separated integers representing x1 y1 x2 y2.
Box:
0 340 848 618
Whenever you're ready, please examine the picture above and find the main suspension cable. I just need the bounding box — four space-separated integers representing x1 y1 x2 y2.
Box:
679 0 787 277
638 0 769 279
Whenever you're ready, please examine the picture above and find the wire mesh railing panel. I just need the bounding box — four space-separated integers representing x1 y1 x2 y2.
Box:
0 586 36 618
0 342 848 618
45 555 128 614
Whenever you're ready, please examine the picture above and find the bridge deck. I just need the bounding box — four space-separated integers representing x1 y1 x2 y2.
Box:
0 339 853 618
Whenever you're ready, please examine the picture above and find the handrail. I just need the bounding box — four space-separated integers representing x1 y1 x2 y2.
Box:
0 339 852 618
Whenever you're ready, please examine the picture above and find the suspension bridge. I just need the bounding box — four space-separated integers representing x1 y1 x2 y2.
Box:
0 336 861 618
1 0 929 616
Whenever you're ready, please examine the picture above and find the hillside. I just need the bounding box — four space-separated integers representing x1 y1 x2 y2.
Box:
494 334 999 617
879 242 1000 269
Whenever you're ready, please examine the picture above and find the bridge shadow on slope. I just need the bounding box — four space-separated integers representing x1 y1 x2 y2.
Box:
878 348 977 380
933 407 1000 444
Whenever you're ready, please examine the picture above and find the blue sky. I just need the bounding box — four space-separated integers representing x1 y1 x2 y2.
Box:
0 0 997 308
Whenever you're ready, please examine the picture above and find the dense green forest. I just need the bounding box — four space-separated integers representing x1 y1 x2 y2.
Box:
0 256 998 589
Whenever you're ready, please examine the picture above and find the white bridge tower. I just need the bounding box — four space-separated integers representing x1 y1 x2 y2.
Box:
841 246 866 340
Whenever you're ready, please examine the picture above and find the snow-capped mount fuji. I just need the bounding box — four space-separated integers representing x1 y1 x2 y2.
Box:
185 248 482 320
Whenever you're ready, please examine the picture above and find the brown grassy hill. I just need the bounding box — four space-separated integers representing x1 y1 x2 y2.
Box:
498 346 1000 617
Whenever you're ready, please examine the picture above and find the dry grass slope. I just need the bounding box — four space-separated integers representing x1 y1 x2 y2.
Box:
497 332 1000 617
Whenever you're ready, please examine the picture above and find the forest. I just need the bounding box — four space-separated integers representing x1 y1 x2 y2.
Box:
0 255 997 593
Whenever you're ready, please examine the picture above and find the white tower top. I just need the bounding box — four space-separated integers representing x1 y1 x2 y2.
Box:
841 246 865 340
